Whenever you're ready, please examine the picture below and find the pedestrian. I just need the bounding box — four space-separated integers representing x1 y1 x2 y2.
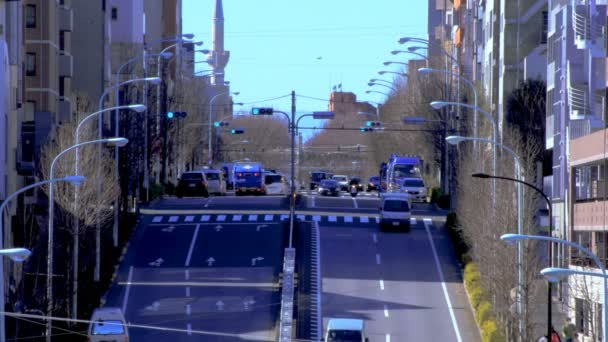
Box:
551 326 562 342
563 317 577 342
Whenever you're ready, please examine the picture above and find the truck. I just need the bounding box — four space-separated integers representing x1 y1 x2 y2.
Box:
234 162 265 195
385 154 423 192
309 170 333 190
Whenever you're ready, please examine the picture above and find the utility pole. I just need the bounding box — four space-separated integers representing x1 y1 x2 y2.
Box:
289 91 296 248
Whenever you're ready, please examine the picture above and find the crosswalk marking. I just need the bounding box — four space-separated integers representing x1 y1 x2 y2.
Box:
149 214 383 225
152 216 163 223
360 217 369 223
265 215 273 221
345 216 353 223
200 215 210 222
329 216 337 222
280 215 289 221
217 215 226 222
232 215 242 222
297 215 305 221
313 215 321 222
248 215 258 221
169 216 179 223
185 216 194 222
410 217 417 225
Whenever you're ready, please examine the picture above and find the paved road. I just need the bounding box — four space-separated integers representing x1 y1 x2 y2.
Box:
104 211 285 341
308 195 480 341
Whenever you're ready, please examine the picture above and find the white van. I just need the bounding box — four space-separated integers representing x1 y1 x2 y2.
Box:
379 193 412 232
265 173 289 195
87 307 129 342
325 318 368 342
400 177 428 202
203 169 226 195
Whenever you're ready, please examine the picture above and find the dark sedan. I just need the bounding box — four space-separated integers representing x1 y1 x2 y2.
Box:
176 171 209 198
367 176 380 192
318 179 340 196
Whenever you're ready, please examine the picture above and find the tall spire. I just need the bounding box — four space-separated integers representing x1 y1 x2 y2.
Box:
211 0 229 85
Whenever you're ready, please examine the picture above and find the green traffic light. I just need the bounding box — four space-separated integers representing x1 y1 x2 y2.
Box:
366 121 372 127
214 121 221 127
167 111 174 119
252 108 260 115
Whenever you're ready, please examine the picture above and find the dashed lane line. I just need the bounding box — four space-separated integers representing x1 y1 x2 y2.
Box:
372 233 378 244
379 279 385 290
122 266 133 314
376 254 381 265
383 305 389 318
352 197 359 209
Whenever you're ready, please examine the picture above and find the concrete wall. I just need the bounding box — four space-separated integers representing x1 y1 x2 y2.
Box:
109 0 143 44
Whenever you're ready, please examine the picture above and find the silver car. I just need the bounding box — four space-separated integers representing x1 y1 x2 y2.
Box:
203 169 226 195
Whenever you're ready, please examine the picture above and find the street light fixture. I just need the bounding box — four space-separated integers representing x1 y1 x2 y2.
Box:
383 61 408 66
378 70 408 77
368 82 397 92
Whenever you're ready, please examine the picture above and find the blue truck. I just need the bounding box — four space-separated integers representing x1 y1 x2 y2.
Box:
234 162 265 195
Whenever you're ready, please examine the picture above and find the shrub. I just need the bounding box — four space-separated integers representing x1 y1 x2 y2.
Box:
149 183 163 201
464 263 480 285
469 285 485 310
437 194 451 209
476 301 493 323
430 187 443 203
481 319 505 342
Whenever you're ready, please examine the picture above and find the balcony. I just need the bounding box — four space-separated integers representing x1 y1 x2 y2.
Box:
59 53 72 78
59 6 73 32
571 0 605 56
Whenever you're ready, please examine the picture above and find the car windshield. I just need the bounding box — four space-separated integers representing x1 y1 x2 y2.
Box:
404 179 424 187
393 164 420 178
333 176 347 182
181 173 203 181
265 175 282 184
326 330 363 341
91 320 125 335
205 172 220 180
383 200 410 212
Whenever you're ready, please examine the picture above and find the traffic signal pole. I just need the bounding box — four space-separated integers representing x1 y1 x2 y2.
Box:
289 91 296 249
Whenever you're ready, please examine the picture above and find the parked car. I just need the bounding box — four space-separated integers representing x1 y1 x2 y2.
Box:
265 173 289 195
203 169 226 195
332 175 349 191
401 178 427 202
379 193 411 232
318 179 340 196
367 176 380 192
325 318 368 342
176 171 209 198
87 307 129 342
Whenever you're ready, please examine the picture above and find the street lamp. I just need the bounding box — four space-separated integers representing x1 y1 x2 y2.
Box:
365 90 390 97
449 136 525 340
390 50 430 66
502 233 607 341
209 91 240 164
383 61 409 67
432 101 497 206
474 173 554 339
0 176 82 342
368 82 397 92
369 79 392 86
378 70 408 77
46 138 127 341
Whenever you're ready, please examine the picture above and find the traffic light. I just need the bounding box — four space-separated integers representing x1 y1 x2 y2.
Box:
252 108 273 115
166 111 174 119
230 128 245 134
360 127 374 132
366 121 382 127
167 111 187 119
214 121 229 127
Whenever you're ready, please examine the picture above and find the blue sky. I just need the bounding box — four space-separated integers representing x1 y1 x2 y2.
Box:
183 0 427 132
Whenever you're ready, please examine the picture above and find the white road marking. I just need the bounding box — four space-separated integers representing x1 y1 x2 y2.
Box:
122 266 133 314
383 305 389 317
187 323 192 336
344 216 353 223
352 197 358 209
410 217 417 225
386 334 391 342
185 216 194 222
152 216 163 223
373 216 379 223
248 215 258 221
264 215 273 221
186 304 191 316
185 269 190 280
206 257 216 266
297 214 305 221
311 195 316 208
372 233 378 243
379 279 385 290
313 221 323 340
169 216 179 223
329 216 337 222
313 215 321 222
360 216 369 223
423 219 463 342
423 217 435 229
217 215 226 222
186 287 191 297
184 224 200 267
200 215 211 222
232 215 242 221
280 214 289 221
376 254 381 265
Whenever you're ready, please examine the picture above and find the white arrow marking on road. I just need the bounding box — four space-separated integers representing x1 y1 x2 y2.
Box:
161 225 175 232
148 258 164 267
206 257 216 267
251 257 264 266
214 225 223 232
145 301 160 311
243 298 256 310
256 224 268 232
216 300 225 311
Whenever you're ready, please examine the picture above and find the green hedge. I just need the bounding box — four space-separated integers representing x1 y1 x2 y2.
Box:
430 187 442 203
445 212 469 265
464 263 506 342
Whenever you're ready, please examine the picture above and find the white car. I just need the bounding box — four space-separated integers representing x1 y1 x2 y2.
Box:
203 169 226 195
87 307 129 342
379 193 412 232
325 318 368 342
331 175 349 191
400 177 427 202
265 173 289 195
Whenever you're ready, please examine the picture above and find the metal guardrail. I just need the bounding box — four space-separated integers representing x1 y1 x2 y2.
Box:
278 248 296 342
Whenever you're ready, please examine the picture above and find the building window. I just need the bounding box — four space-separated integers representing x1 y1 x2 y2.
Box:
59 77 66 97
111 7 118 20
59 31 65 51
25 5 36 28
25 53 36 76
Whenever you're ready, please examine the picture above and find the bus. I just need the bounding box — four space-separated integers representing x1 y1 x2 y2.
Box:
234 162 265 195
